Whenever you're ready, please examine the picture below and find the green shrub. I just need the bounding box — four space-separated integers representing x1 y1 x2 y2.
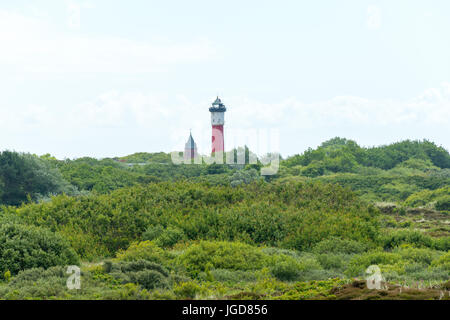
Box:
404 187 450 209
3 271 11 282
404 190 434 207
268 253 322 282
297 269 345 281
433 237 450 251
317 254 348 270
178 241 267 277
156 227 186 247
9 180 379 257
396 158 438 171
261 247 300 257
301 161 325 177
296 255 322 273
384 267 449 282
393 247 438 265
269 256 302 282
115 241 168 264
312 237 368 254
8 266 66 285
380 230 433 250
0 223 79 275
430 252 450 271
173 281 203 299
404 262 427 274
107 260 170 290
201 269 259 283
111 260 169 277
130 270 168 290
435 196 450 211
143 225 185 247
230 169 261 187
142 225 164 241
345 251 402 277
0 266 69 299
0 265 156 300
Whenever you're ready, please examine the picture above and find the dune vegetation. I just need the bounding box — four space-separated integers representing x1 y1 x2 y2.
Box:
0 138 448 299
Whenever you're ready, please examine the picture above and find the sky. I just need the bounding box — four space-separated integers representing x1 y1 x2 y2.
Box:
0 0 449 159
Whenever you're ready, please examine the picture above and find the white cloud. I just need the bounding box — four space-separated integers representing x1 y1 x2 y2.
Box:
0 9 217 73
367 5 382 30
2 83 448 157
66 0 95 29
221 83 449 130
68 91 175 128
66 0 81 29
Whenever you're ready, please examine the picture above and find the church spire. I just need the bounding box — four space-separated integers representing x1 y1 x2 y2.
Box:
184 131 197 160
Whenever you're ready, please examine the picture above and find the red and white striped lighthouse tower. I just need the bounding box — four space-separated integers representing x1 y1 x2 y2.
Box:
209 97 227 154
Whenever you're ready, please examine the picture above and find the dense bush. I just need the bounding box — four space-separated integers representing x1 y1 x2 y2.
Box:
0 138 448 300
269 259 301 281
132 270 168 290
115 241 170 264
230 169 261 187
316 254 348 271
280 139 450 207
173 281 203 299
0 151 77 205
345 250 402 277
202 269 259 283
315 172 449 204
106 260 170 290
115 152 172 164
380 230 434 250
8 180 379 258
57 158 152 193
404 187 449 209
0 265 155 300
396 158 438 171
283 138 450 171
0 223 79 275
142 226 186 248
312 237 368 254
430 252 450 271
0 266 70 299
178 241 267 277
142 225 165 242
393 247 438 265
268 254 322 282
435 196 450 211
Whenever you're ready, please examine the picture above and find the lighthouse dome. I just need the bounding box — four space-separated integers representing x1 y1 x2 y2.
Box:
209 96 227 112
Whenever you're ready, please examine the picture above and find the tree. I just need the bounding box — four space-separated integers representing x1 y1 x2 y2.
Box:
0 151 77 205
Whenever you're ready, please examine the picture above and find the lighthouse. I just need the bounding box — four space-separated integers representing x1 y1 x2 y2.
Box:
209 97 227 154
